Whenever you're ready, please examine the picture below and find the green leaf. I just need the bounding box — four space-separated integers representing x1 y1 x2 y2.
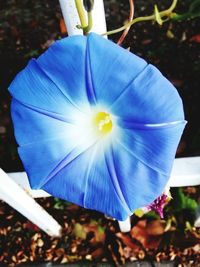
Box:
172 188 198 212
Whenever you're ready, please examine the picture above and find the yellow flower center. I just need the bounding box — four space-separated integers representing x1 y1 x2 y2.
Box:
93 111 113 135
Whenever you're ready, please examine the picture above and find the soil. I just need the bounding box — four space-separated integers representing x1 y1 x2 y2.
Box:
0 0 200 266
0 192 200 267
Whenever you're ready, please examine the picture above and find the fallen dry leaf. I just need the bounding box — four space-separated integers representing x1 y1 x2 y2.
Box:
23 222 40 232
146 220 166 236
55 248 65 258
116 232 140 251
131 219 163 249
91 247 104 259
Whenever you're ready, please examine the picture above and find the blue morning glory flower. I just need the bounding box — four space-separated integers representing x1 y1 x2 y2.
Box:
8 33 186 221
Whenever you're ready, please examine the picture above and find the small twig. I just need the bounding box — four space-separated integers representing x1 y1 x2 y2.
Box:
117 0 134 45
102 0 178 37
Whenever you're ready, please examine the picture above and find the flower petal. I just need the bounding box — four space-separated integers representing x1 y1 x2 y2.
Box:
42 142 132 220
19 137 75 189
11 99 78 146
109 140 167 212
9 59 81 117
110 120 185 211
86 33 147 107
19 132 98 189
117 123 185 175
110 64 185 122
36 35 90 111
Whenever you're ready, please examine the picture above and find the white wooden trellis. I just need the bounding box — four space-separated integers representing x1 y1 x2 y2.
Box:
0 0 200 237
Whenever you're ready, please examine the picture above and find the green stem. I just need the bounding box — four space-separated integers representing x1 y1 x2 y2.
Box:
166 0 178 14
102 0 178 37
102 15 154 36
75 0 87 28
83 11 93 35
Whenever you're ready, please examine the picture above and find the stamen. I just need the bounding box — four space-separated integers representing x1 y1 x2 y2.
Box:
93 111 113 135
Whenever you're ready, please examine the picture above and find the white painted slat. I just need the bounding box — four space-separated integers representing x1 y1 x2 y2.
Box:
8 172 50 198
59 0 82 35
59 0 107 36
168 156 200 187
0 169 62 237
118 217 131 232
